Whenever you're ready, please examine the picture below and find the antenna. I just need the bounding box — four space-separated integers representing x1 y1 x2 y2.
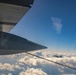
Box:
26 52 76 71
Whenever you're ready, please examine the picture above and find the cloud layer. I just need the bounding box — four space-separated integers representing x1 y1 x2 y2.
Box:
0 50 76 75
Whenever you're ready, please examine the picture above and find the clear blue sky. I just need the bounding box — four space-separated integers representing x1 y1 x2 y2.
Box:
10 0 76 52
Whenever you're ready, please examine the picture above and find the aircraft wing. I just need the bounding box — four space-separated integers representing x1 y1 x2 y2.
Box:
0 0 34 32
0 31 47 55
0 0 47 55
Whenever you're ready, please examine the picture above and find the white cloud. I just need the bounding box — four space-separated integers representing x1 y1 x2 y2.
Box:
19 56 47 66
8 73 12 75
0 63 21 71
19 68 47 75
18 51 76 75
0 63 14 71
51 17 62 34
0 50 76 75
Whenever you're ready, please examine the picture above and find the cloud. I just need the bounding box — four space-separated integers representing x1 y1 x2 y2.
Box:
8 73 12 75
0 51 76 75
51 17 62 34
19 55 47 66
0 63 21 71
19 68 47 75
18 51 76 75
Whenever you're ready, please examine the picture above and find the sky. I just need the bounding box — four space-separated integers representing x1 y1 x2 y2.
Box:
10 0 76 52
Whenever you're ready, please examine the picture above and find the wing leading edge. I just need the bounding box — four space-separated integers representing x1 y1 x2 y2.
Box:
0 31 47 55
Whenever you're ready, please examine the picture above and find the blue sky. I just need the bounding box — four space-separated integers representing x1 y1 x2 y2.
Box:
10 0 76 52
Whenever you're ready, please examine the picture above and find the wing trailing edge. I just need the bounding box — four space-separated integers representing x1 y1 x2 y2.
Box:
0 0 34 32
